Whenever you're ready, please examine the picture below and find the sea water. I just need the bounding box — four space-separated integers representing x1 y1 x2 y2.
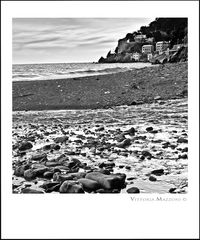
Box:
12 62 152 82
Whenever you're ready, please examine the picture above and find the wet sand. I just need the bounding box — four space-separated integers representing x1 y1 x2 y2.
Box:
13 62 187 111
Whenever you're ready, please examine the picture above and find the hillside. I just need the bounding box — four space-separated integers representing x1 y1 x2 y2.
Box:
98 18 188 63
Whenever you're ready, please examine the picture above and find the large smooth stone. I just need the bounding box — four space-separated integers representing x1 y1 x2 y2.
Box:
85 172 126 190
24 169 37 181
78 178 101 192
43 171 54 179
59 180 85 193
18 141 33 151
14 164 30 177
33 167 49 177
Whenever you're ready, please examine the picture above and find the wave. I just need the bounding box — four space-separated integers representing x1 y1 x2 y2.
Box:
66 67 128 75
13 74 39 78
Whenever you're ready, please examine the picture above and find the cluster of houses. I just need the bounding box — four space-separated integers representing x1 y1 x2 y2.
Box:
130 34 185 62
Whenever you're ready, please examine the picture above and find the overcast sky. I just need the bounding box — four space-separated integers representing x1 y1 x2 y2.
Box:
13 18 155 64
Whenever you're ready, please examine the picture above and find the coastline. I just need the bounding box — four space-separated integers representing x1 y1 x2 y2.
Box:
12 62 187 111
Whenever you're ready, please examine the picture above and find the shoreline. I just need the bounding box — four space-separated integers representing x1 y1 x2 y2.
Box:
12 62 187 111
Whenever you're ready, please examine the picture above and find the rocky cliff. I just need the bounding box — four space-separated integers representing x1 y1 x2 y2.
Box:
98 18 188 64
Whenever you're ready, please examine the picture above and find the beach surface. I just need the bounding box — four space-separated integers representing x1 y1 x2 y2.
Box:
12 98 188 194
12 62 188 194
13 62 187 111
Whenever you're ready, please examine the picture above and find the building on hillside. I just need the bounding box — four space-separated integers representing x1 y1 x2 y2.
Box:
145 37 154 43
156 41 170 54
142 45 154 54
134 34 146 42
131 52 141 61
147 53 153 61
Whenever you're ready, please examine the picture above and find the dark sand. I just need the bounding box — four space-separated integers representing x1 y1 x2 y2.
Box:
13 62 188 111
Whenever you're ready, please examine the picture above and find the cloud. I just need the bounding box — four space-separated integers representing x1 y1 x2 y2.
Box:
13 18 155 63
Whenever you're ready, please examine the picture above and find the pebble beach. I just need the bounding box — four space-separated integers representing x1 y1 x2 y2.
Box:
12 62 188 194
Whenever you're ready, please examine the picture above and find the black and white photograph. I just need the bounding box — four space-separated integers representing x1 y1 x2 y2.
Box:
1 1 199 239
12 17 189 194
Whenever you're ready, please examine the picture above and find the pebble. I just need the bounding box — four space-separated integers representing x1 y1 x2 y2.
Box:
18 141 33 151
149 176 157 181
146 127 153 132
127 187 140 193
59 180 85 193
151 169 164 176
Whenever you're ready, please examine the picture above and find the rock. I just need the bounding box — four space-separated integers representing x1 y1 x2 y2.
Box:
31 163 47 169
14 164 30 177
177 138 188 143
99 161 115 168
68 172 86 179
169 188 177 193
112 189 121 193
46 184 61 193
146 127 153 132
96 126 105 131
85 172 126 190
182 147 188 153
43 171 54 179
53 173 74 182
116 133 126 143
40 181 60 190
118 165 125 168
97 169 110 175
125 127 136 136
125 165 131 170
18 141 33 151
59 180 85 193
67 158 82 168
151 169 164 176
127 187 140 193
140 155 145 161
178 154 188 159
154 96 161 100
96 189 113 193
78 178 101 192
127 177 136 181
33 167 49 177
149 176 157 182
21 188 44 193
45 161 62 167
141 150 152 158
43 144 60 151
129 101 142 106
31 153 47 161
54 136 68 143
116 138 131 148
24 169 37 181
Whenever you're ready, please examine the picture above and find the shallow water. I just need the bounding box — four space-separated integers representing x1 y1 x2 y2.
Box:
12 62 153 81
12 98 188 194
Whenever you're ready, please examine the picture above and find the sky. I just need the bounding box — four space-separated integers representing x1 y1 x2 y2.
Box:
13 18 155 64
